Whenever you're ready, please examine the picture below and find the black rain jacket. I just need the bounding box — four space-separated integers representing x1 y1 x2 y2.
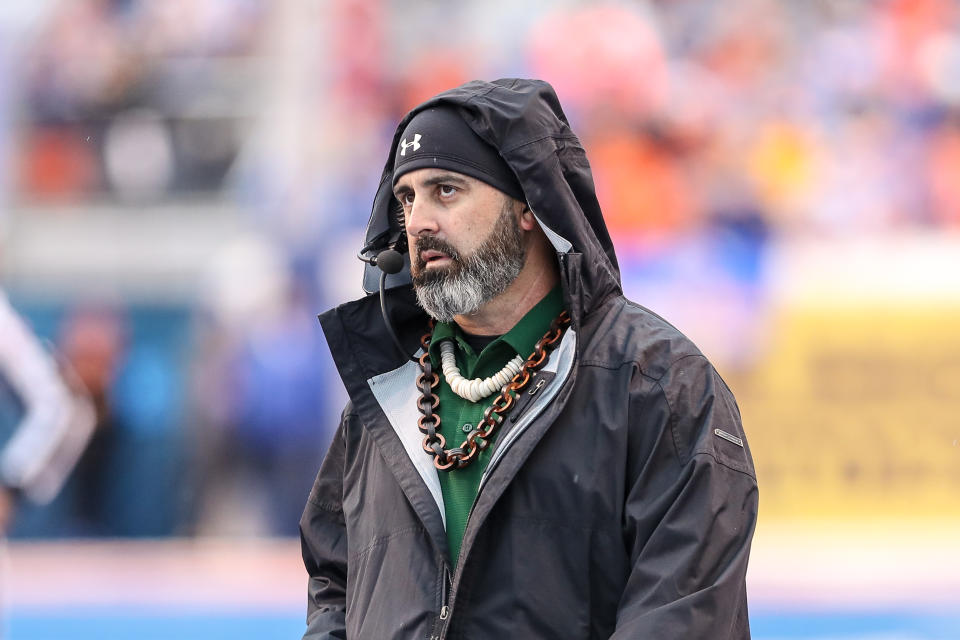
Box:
301 78 758 640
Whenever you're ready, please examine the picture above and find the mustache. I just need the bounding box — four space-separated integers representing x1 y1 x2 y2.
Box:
414 235 463 269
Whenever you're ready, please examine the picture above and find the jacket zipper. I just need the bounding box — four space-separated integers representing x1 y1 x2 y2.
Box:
434 368 556 639
431 564 452 640
434 331 575 638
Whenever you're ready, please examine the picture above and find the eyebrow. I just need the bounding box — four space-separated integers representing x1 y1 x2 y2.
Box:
422 173 469 188
393 172 470 198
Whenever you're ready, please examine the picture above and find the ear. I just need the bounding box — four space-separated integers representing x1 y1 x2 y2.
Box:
518 203 537 231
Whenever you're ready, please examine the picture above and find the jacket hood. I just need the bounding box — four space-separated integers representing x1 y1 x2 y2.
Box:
361 78 622 326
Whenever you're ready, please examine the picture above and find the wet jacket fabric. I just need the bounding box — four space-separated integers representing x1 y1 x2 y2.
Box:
301 79 758 639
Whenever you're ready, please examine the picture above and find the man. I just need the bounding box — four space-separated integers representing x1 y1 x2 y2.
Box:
301 79 757 639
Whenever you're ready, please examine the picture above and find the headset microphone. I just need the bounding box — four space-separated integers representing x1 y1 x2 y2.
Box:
357 247 404 272
374 249 404 275
367 248 418 363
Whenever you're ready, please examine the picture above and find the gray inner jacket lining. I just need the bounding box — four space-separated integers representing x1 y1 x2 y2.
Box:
367 328 577 529
534 213 573 253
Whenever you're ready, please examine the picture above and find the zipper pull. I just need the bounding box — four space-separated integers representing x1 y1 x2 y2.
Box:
430 606 450 639
508 371 556 423
430 564 452 639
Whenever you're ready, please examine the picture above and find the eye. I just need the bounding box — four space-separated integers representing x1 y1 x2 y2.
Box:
439 184 457 198
398 192 414 207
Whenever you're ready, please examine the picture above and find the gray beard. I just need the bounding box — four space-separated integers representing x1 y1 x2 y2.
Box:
412 203 526 323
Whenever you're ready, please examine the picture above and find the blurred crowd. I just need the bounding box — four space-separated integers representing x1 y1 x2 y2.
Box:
1 0 958 538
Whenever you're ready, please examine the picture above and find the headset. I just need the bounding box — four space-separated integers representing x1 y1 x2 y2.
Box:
355 175 417 362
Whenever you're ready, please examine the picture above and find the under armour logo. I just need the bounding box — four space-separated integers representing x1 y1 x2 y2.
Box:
400 134 422 156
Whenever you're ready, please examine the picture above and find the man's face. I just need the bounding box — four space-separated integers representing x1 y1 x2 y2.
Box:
393 168 527 322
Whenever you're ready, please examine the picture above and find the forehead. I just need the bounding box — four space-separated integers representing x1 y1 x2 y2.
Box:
393 168 475 191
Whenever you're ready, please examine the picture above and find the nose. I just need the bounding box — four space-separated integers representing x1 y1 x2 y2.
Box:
404 197 439 238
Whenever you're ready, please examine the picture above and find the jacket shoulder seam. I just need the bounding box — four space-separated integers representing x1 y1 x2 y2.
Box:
579 353 706 383
580 359 665 380
652 376 684 465
653 354 733 468
652 355 708 465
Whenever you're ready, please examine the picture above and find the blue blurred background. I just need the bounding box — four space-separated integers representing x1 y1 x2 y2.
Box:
0 0 958 638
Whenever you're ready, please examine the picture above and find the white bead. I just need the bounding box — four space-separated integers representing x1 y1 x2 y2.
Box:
437 339 528 403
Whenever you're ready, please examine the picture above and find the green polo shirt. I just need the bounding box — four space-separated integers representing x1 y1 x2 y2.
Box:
428 286 565 567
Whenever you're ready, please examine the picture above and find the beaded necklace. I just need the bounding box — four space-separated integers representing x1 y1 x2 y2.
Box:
416 310 570 471
438 340 523 403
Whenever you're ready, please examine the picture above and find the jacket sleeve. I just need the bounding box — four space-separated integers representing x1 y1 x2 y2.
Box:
611 355 758 639
299 407 351 640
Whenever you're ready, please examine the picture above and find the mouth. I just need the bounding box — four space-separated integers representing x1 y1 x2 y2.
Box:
420 249 451 267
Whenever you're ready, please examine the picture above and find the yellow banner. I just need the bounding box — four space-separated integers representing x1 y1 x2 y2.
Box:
731 306 960 519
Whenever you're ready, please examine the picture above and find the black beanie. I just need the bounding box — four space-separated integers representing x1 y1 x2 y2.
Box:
392 107 525 202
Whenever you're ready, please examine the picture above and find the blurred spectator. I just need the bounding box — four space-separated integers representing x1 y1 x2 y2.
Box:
55 306 127 536
227 279 330 536
0 291 95 533
16 0 263 203
190 237 331 536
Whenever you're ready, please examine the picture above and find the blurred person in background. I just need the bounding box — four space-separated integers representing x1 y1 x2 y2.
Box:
0 292 95 533
190 239 331 537
300 79 757 639
226 273 329 536
55 306 128 536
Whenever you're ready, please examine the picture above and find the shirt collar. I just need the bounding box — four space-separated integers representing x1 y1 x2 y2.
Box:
499 285 564 358
428 285 565 364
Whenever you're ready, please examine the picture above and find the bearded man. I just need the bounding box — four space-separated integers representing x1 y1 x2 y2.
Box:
300 79 758 639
